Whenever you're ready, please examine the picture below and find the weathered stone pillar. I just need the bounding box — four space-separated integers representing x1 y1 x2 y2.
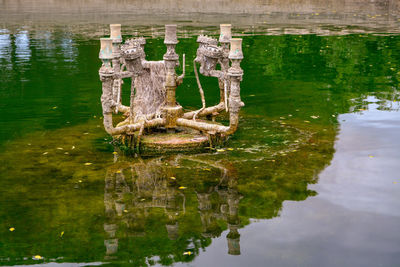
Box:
162 25 183 129
110 24 122 113
219 24 232 104
99 38 116 134
225 38 244 135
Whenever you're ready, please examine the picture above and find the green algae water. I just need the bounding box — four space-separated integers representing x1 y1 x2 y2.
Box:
0 26 400 266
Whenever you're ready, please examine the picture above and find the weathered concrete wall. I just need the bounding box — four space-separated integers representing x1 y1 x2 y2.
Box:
0 0 398 14
0 0 399 34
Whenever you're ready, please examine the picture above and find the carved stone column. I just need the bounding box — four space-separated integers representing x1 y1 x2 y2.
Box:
99 38 115 133
162 25 183 129
219 24 232 104
110 24 122 113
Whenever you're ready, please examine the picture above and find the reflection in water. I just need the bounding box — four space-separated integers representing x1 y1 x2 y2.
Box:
103 156 243 261
15 30 31 62
60 33 77 63
0 29 11 62
33 31 56 61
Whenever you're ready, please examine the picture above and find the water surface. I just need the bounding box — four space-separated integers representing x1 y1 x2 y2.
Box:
0 23 399 266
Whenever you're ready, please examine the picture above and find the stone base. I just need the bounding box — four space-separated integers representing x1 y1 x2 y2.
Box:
114 126 227 155
140 131 209 154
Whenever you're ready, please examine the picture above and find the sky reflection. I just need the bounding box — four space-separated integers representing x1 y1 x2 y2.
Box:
173 97 400 267
15 30 31 62
0 29 11 61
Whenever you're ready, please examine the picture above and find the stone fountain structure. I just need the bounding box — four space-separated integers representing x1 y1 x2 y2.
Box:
99 24 244 153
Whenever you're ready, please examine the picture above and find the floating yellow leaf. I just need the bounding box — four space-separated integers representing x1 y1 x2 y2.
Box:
170 177 176 180
123 209 128 213
78 180 82 183
227 148 234 151
358 108 366 111
9 227 15 232
84 162 92 166
42 152 48 155
116 170 121 174
33 255 43 260
71 146 75 150
52 106 58 109
183 251 192 255
204 168 211 171
304 120 310 123
64 152 69 155
179 186 187 190
112 151 118 155
57 147 63 150
60 231 64 237
217 149 225 152
368 155 374 158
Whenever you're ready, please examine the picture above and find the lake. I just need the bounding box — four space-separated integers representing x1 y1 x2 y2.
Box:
0 8 400 266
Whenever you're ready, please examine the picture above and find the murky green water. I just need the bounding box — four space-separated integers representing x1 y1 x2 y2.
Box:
0 26 399 266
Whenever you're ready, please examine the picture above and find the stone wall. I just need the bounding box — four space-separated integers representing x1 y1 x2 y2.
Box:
0 0 399 34
1 0 398 16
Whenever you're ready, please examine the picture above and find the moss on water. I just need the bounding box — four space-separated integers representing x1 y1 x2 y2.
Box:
0 112 336 264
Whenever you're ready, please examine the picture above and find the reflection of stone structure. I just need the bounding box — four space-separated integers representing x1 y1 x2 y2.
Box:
227 190 241 256
103 158 183 260
103 156 242 260
166 222 179 241
194 160 242 254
